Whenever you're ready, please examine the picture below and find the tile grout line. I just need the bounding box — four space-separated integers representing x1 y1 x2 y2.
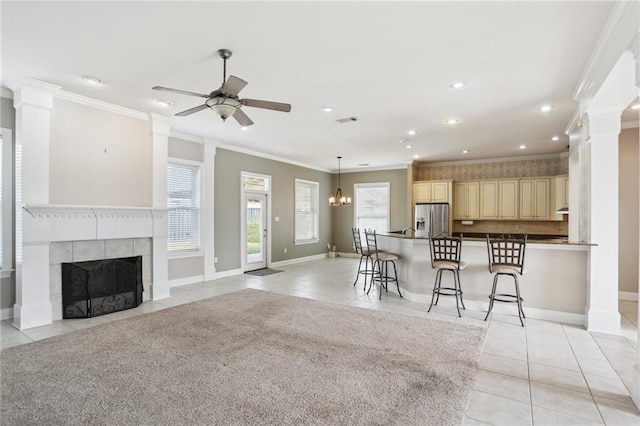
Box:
525 318 535 426
560 323 608 425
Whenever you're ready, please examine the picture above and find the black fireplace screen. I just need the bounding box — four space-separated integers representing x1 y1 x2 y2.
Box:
62 256 143 319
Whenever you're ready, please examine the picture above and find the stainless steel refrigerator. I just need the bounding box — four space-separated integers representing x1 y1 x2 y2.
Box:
415 203 449 238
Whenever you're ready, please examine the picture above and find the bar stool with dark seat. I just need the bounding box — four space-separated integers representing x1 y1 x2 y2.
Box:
428 233 466 317
484 234 528 326
364 229 402 300
351 227 377 290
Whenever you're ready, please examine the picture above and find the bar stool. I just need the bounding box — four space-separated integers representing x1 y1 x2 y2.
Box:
364 229 402 300
484 234 528 327
428 233 466 317
351 227 377 290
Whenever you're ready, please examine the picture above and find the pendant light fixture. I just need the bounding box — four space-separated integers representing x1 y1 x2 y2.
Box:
329 156 351 206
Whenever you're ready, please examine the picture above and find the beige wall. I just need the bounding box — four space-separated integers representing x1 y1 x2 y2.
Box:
49 99 152 206
168 136 204 162
169 256 204 281
618 127 639 293
215 148 332 272
332 168 408 253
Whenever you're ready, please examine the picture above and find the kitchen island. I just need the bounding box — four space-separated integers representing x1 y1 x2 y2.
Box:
376 233 590 324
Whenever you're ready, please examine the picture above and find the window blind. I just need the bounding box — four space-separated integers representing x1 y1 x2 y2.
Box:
167 162 201 252
295 179 319 243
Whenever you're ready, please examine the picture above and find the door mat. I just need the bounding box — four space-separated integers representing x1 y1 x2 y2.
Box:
245 268 283 276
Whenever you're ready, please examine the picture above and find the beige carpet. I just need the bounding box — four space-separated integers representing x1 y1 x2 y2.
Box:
1 289 486 425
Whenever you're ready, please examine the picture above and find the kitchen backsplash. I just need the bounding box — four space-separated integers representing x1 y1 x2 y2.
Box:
418 157 568 181
453 219 568 236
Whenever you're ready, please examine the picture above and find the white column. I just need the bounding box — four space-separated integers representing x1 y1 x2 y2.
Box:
149 113 171 300
7 77 60 329
203 139 216 281
585 111 622 334
635 119 640 408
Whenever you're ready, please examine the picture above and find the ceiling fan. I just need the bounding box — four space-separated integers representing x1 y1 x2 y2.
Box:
152 49 291 127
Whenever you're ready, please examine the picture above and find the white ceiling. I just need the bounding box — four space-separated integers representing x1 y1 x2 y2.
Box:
1 1 618 172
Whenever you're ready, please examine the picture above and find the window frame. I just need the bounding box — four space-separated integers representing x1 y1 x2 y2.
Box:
353 182 391 234
294 178 320 245
167 157 203 258
1 128 13 278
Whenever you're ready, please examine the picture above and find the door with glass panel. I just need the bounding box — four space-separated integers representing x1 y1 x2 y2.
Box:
244 193 267 271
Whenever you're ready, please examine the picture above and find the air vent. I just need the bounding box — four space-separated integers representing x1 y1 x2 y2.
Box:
336 117 358 123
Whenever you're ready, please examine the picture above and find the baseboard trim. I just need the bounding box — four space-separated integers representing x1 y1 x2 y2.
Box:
214 268 243 279
168 275 204 288
619 291 638 301
1 307 13 320
402 289 585 325
270 253 328 268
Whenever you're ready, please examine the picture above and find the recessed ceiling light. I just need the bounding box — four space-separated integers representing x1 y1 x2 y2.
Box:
399 138 408 144
519 144 527 149
462 150 469 154
82 75 101 85
321 107 333 113
539 105 553 112
406 145 413 149
240 126 248 131
551 135 560 141
413 154 420 159
631 104 640 110
407 130 417 136
157 100 173 107
450 81 466 89
444 118 460 125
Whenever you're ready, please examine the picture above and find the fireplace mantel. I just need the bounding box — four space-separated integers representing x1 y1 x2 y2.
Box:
15 204 169 330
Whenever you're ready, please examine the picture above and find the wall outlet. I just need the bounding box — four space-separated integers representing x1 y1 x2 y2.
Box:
284 248 287 254
275 216 280 222
214 257 218 263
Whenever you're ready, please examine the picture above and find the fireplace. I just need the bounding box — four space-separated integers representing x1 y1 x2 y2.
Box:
62 256 143 319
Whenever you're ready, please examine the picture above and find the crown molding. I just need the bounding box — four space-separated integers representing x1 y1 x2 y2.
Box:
0 87 14 99
565 108 582 135
572 1 638 103
55 90 148 121
169 130 204 144
214 141 332 173
621 120 639 129
340 165 407 173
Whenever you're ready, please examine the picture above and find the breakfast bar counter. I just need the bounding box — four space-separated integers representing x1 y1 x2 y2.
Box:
376 233 590 324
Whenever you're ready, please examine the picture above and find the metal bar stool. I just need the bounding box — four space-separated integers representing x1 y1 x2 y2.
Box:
428 233 466 317
484 234 528 327
364 229 402 300
351 227 378 290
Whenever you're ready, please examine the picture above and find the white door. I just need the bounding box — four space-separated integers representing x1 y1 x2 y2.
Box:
244 193 267 271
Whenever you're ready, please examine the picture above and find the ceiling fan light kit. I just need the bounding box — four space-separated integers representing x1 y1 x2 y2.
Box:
152 48 291 126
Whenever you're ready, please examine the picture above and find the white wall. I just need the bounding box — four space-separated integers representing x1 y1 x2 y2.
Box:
49 99 152 206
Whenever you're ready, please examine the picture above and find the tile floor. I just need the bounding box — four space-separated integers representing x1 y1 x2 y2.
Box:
1 257 639 425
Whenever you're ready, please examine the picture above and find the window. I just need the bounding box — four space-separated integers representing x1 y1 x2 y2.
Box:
167 160 201 252
295 178 319 244
354 183 390 234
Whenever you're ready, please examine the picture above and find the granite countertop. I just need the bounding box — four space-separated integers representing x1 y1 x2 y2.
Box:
380 231 593 246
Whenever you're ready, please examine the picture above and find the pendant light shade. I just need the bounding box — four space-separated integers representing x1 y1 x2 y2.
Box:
329 156 351 206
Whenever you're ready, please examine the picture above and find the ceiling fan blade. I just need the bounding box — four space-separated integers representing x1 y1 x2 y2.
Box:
241 98 291 113
233 108 254 127
152 86 210 98
221 75 248 97
175 104 209 117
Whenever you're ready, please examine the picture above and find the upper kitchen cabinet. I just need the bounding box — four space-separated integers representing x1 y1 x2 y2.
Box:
413 181 451 203
498 179 519 219
479 181 499 219
454 181 479 219
551 175 569 220
520 178 550 220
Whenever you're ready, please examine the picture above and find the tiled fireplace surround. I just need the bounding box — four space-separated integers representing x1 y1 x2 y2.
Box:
49 238 152 321
15 205 168 330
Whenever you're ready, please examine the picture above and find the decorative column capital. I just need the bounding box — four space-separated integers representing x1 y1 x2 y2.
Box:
6 76 61 110
584 110 622 139
148 113 172 138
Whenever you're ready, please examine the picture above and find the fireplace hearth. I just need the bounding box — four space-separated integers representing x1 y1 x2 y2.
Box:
62 256 143 319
